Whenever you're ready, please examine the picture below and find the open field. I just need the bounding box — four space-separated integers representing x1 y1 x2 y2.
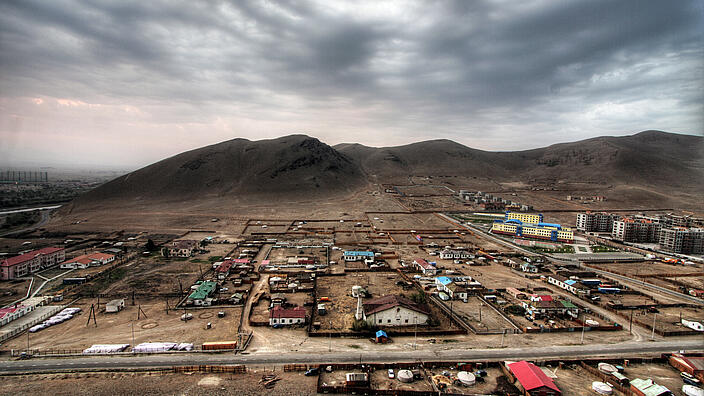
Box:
590 261 704 292
0 278 31 306
2 300 243 351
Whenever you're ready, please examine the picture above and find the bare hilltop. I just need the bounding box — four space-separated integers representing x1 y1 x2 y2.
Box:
69 130 702 208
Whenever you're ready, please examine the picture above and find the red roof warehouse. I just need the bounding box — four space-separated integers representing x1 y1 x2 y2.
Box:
507 361 561 396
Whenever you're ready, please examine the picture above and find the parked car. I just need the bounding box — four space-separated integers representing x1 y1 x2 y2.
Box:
388 369 395 379
272 323 284 329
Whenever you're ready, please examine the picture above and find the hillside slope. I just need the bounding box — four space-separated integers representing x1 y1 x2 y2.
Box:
336 130 704 190
73 135 366 207
71 130 702 211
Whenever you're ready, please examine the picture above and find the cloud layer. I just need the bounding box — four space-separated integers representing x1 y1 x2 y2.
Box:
1 0 702 167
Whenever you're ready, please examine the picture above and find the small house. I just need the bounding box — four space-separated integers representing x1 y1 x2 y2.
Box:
106 299 125 313
269 306 306 326
414 258 437 276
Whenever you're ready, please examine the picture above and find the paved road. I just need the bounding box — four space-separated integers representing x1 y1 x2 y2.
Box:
440 213 703 305
2 340 700 373
583 265 704 306
0 209 53 237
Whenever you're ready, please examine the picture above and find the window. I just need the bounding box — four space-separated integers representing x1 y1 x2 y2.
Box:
379 319 382 324
387 319 391 323
405 319 408 323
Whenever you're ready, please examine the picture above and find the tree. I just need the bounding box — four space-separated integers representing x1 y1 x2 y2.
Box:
145 239 157 252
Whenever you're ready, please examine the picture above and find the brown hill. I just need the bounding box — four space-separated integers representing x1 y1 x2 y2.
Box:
73 135 367 208
336 130 704 190
72 130 702 211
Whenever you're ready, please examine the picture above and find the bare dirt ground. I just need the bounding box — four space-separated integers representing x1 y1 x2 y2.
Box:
621 363 689 396
0 278 31 306
2 300 242 351
0 370 317 396
313 272 422 332
550 363 607 395
591 261 704 292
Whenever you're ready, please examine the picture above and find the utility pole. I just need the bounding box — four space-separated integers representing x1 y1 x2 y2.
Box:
26 330 30 354
131 321 135 351
651 313 657 340
414 316 418 350
479 303 483 323
629 310 633 334
581 321 586 344
450 299 453 328
328 320 332 352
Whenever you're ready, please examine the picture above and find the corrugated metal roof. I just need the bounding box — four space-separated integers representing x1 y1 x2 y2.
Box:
507 361 561 393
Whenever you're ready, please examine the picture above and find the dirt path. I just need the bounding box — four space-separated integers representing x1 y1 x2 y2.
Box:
240 244 273 333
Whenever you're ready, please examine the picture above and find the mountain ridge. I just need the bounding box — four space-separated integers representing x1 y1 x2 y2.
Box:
71 130 703 209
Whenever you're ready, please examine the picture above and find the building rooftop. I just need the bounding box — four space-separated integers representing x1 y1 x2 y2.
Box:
188 281 217 300
436 276 453 286
507 361 560 394
1 247 64 267
270 306 306 319
363 295 429 316
343 251 375 256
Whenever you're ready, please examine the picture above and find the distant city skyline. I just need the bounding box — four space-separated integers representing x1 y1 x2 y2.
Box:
1 0 702 168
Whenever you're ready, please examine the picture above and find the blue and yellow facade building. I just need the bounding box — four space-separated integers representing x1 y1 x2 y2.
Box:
491 211 574 243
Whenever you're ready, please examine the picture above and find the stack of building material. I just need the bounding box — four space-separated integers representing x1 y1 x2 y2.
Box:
132 342 178 353
82 344 130 354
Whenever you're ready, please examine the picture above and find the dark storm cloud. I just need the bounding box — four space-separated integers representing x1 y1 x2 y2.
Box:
0 0 702 167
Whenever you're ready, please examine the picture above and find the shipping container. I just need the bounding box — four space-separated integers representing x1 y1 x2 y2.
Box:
201 341 237 351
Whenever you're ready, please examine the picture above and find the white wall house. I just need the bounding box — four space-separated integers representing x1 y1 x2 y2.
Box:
362 295 430 327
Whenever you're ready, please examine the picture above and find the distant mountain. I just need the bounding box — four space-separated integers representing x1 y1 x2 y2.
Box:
73 135 366 207
72 130 702 209
336 130 704 189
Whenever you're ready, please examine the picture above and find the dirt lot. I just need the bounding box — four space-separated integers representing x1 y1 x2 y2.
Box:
591 261 704 293
397 195 471 211
369 213 452 231
623 363 684 396
550 363 605 395
93 243 236 296
313 272 418 332
266 246 328 266
452 296 517 333
0 370 317 396
1 300 243 351
633 305 704 333
623 362 689 396
0 278 31 306
371 367 434 393
424 366 515 395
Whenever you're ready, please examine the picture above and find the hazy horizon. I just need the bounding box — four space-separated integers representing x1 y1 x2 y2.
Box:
1 1 702 168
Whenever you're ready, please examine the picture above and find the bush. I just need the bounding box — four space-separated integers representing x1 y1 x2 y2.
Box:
410 291 427 305
505 304 526 316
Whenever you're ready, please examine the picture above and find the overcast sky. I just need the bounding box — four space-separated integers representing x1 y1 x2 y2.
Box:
1 0 702 169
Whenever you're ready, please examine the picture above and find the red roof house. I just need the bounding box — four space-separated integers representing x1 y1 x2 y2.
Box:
269 306 307 326
507 361 561 395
